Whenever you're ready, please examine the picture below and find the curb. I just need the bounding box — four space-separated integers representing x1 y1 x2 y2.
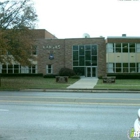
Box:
20 89 140 93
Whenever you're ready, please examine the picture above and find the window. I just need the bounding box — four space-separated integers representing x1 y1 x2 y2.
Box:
14 65 20 73
29 65 37 73
107 43 113 53
92 45 97 55
123 63 128 72
79 46 84 55
136 44 140 52
46 64 53 74
122 43 128 52
137 63 140 73
2 65 7 73
129 43 135 53
130 63 135 73
73 45 78 51
107 63 114 73
79 56 84 66
115 43 121 52
116 63 121 73
21 66 29 73
73 51 78 60
73 44 97 67
8 65 13 73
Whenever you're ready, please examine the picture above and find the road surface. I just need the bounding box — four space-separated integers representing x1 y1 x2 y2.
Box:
0 91 139 140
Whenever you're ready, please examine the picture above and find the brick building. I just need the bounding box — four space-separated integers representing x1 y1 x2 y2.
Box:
4 30 140 77
37 37 106 77
0 29 106 77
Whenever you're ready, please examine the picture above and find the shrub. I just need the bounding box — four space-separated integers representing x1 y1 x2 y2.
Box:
107 73 140 79
0 73 43 77
59 67 75 77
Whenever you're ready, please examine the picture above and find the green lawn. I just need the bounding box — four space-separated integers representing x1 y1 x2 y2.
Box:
0 77 140 90
94 79 140 90
0 77 79 90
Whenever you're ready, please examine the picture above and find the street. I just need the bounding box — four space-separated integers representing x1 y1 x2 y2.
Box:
0 91 140 140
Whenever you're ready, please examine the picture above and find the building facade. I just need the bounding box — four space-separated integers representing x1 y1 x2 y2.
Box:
106 35 140 74
1 30 140 77
37 37 106 77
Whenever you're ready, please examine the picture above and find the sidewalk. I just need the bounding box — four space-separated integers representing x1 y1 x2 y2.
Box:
67 77 98 90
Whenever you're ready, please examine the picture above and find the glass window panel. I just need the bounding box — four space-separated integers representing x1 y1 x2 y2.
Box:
79 45 84 55
73 67 85 76
92 56 97 66
130 68 135 73
129 43 135 53
79 56 84 66
122 43 128 52
85 45 91 50
73 51 78 60
48 64 51 69
116 68 121 73
8 65 13 73
116 63 121 67
123 68 128 72
73 61 78 66
14 65 19 69
85 61 91 66
115 44 121 52
48 69 51 73
92 45 97 55
73 46 78 51
130 63 135 67
107 43 113 53
85 51 91 60
123 63 128 67
3 65 6 69
2 65 7 73
14 65 19 73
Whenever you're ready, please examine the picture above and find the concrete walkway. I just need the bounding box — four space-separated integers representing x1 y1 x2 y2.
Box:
67 77 98 90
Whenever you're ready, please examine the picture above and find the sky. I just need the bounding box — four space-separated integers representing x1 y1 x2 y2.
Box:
33 0 140 38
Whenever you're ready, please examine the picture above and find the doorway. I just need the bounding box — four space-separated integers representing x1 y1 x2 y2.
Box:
86 67 96 77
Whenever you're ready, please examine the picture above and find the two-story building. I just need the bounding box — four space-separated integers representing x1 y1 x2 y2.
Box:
1 30 140 77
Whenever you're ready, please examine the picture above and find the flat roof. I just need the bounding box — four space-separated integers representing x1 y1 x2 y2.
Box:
107 36 140 39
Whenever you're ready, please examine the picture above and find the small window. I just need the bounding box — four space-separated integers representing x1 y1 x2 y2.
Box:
123 63 128 72
136 44 140 52
73 46 78 51
116 63 121 73
46 64 53 74
130 63 135 73
129 43 135 53
122 43 128 53
107 43 113 53
115 44 121 52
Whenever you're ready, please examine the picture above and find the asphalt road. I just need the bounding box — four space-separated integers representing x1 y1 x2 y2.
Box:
0 91 140 140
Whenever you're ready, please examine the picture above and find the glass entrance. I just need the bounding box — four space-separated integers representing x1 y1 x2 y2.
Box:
86 67 96 77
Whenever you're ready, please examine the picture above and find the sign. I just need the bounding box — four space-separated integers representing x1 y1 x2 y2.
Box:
43 45 61 49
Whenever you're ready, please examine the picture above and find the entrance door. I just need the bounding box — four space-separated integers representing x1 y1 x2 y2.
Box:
86 67 96 77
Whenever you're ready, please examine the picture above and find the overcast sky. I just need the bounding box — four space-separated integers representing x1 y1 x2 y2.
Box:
33 0 140 38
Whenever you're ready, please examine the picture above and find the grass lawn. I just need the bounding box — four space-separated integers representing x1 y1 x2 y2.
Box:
94 79 140 90
0 77 79 90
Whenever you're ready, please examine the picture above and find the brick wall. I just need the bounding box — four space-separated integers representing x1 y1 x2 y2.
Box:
37 38 106 77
